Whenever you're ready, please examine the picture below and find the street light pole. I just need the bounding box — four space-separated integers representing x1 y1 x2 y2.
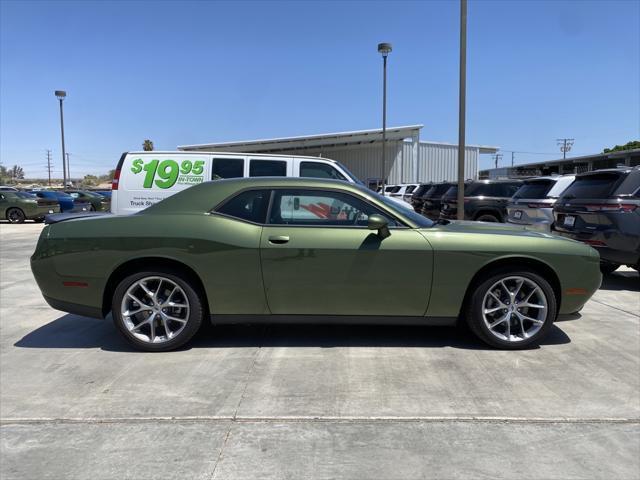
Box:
456 0 467 220
378 42 392 195
55 90 67 188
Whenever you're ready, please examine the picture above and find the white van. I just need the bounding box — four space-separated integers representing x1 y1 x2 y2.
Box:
111 151 362 215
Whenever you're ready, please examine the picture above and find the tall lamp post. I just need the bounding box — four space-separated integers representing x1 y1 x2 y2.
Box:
378 42 392 195
456 1 467 220
55 90 67 188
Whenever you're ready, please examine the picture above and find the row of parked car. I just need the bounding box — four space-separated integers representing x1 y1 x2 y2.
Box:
403 165 640 274
0 186 111 224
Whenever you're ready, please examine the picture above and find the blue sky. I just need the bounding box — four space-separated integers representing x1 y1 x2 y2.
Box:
1 0 638 178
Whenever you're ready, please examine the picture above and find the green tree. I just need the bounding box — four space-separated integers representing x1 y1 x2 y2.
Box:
603 140 640 153
10 165 25 180
0 165 8 183
142 139 154 151
82 174 98 186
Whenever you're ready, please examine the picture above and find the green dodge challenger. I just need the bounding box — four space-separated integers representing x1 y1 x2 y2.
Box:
31 177 601 351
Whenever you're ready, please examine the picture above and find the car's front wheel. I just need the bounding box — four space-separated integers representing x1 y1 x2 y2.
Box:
6 208 26 224
475 213 500 222
112 269 204 351
466 268 557 349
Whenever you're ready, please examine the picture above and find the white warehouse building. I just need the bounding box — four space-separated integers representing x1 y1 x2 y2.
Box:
178 125 499 188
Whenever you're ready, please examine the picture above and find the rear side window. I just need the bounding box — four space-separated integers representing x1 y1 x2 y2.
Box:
300 162 347 180
216 189 270 224
405 185 417 194
561 174 622 199
513 181 553 199
249 160 286 177
212 158 244 180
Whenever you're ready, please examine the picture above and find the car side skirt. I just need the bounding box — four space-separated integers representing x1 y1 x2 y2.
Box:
209 314 456 326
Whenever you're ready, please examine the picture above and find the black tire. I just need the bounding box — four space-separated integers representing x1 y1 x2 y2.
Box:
465 267 557 349
599 263 619 275
6 208 26 224
112 268 204 352
475 213 500 223
89 205 96 212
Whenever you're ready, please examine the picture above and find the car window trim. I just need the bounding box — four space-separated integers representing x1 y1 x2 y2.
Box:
211 186 410 228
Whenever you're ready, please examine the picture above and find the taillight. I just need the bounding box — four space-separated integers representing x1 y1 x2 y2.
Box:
584 203 637 212
583 240 607 247
111 169 121 190
527 203 549 208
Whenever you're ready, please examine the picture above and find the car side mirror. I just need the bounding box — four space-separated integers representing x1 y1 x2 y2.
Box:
368 214 391 239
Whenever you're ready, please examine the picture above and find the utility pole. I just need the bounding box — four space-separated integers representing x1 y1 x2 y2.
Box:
456 0 467 220
492 153 503 169
65 153 71 184
55 91 67 188
378 42 392 195
557 138 574 160
511 151 515 167
46 150 52 186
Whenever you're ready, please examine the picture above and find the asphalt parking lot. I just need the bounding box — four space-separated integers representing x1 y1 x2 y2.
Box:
1 223 639 480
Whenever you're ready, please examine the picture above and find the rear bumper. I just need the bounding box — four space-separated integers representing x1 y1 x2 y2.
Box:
43 295 103 319
555 233 639 266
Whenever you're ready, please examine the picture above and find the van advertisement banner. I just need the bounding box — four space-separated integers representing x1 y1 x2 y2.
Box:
130 158 205 189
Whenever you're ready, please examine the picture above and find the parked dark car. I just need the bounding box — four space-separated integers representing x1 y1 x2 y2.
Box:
420 182 457 220
553 166 640 274
28 190 91 213
65 190 111 212
409 183 433 212
94 190 112 199
440 180 523 222
0 191 59 223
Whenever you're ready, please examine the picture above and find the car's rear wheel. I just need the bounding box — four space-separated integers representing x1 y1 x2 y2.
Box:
6 208 26 224
466 268 557 349
599 263 619 275
475 213 500 222
112 269 203 352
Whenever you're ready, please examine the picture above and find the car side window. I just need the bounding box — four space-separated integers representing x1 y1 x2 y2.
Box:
216 189 270 224
249 160 286 177
268 189 397 227
69 193 79 199
212 158 244 180
299 162 347 181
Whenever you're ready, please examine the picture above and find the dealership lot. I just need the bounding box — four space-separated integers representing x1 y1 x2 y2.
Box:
1 224 639 479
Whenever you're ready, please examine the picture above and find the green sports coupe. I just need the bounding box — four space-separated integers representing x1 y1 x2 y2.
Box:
1 191 60 223
31 177 601 351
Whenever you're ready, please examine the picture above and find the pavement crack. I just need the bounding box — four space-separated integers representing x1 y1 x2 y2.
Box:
590 298 640 318
206 325 267 480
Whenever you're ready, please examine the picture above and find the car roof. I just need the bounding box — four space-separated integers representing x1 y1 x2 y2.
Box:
142 177 424 227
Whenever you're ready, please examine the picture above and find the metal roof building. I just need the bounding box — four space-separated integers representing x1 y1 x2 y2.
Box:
178 125 499 188
480 149 640 179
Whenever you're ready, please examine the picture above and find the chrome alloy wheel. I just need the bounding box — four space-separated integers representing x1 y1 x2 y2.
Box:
121 276 190 344
481 276 548 342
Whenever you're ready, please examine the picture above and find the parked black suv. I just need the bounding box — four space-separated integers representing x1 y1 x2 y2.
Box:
553 166 640 273
409 183 433 212
420 182 456 219
440 179 522 222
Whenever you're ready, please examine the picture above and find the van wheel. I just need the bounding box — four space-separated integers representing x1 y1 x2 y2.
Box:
600 263 619 275
476 213 500 222
6 208 26 224
112 268 203 352
465 268 557 349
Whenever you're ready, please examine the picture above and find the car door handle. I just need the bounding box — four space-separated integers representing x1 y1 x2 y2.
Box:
268 235 290 244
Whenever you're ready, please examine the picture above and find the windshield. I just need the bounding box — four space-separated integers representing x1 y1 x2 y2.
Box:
373 191 434 227
560 173 622 199
334 161 365 185
426 183 454 198
15 192 36 199
512 180 553 199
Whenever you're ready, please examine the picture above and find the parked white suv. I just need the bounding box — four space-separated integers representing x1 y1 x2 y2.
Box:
506 175 575 232
111 151 362 215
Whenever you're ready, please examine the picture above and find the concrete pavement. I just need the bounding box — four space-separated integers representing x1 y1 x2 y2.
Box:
1 223 639 479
